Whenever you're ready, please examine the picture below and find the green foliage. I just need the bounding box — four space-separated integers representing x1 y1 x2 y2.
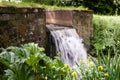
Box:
0 1 87 10
23 0 73 6
0 46 35 80
1 0 120 15
92 15 120 55
0 43 75 80
4 63 34 80
22 0 84 7
82 0 116 15
77 53 120 80
21 0 120 15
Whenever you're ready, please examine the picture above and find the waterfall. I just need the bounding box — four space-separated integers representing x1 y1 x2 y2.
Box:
47 24 87 67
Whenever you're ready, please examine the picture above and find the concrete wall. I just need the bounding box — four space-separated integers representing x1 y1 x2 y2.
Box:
0 7 46 48
46 10 93 49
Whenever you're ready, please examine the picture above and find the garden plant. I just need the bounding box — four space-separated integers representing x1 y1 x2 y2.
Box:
0 43 77 80
0 0 120 80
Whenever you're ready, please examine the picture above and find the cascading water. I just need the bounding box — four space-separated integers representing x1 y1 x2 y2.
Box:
47 24 87 67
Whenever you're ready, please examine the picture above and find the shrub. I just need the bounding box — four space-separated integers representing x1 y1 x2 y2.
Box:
92 15 120 55
22 0 120 15
0 43 75 80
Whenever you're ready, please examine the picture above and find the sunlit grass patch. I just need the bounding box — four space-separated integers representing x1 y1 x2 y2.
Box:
0 1 88 10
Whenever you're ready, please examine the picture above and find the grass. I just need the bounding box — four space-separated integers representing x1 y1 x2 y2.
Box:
0 1 88 10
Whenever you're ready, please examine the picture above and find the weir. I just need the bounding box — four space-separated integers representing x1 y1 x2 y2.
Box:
46 10 93 50
46 24 87 67
0 7 93 64
46 10 93 65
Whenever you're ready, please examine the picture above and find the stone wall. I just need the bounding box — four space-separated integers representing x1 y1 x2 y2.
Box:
73 10 93 49
46 10 93 49
0 7 46 48
0 7 93 50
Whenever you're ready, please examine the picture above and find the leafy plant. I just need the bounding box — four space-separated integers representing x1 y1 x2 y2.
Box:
92 15 120 55
77 53 120 80
0 43 75 80
0 46 35 80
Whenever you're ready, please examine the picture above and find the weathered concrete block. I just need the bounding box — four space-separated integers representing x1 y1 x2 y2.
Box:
46 10 73 27
0 7 46 48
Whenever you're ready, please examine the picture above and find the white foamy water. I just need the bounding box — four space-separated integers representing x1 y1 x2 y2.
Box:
47 25 87 67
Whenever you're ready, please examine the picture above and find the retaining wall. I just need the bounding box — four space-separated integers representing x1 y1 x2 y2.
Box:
0 7 46 48
0 7 93 50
